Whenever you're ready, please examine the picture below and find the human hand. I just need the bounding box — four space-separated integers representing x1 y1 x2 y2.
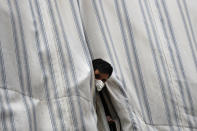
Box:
106 116 115 123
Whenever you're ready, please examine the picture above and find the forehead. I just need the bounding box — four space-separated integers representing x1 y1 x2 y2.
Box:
94 69 109 79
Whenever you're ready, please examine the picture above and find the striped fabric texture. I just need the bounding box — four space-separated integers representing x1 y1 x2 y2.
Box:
0 0 197 130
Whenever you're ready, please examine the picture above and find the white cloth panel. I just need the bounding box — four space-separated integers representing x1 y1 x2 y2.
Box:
0 0 197 131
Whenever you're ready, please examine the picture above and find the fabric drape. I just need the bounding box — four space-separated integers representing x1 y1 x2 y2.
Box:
0 0 197 130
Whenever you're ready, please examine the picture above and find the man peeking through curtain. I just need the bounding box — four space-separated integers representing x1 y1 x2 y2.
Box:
92 59 117 131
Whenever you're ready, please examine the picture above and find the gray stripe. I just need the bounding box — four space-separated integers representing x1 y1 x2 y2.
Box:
78 24 98 123
119 0 155 129
91 0 117 73
76 4 95 89
55 0 93 130
114 0 153 124
182 0 197 51
6 0 34 130
69 1 102 130
0 42 7 131
0 42 16 131
13 0 38 130
68 0 92 67
76 1 102 124
160 0 195 116
143 0 181 128
176 0 197 125
176 0 197 72
160 0 195 128
69 1 95 111
0 87 7 131
76 1 95 105
27 0 60 130
82 29 94 59
91 0 141 130
32 0 61 130
138 0 174 130
45 1 79 131
68 2 95 112
155 0 194 129
47 0 86 130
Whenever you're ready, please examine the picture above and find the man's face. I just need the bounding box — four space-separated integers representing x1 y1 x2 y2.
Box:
94 69 109 83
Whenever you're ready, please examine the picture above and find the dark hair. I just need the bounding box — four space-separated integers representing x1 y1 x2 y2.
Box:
92 59 113 78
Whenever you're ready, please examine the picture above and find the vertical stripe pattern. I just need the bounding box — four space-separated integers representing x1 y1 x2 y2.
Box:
0 0 197 130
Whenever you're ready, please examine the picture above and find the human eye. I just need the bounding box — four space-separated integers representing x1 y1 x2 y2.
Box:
95 74 100 79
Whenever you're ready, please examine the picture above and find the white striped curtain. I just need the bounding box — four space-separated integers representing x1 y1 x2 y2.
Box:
0 0 197 131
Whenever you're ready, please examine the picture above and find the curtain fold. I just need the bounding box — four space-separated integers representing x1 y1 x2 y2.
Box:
0 0 197 130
